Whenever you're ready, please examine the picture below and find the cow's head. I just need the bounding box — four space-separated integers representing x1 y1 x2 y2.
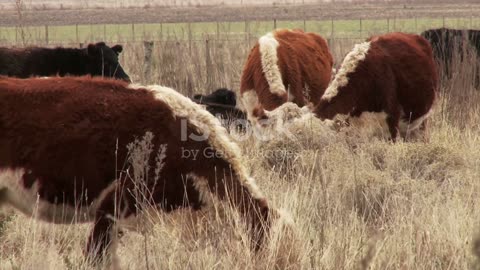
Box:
193 88 237 106
86 42 131 82
192 88 247 128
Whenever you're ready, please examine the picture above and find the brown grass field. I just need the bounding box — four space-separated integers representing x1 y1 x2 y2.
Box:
1 2 480 270
0 2 480 26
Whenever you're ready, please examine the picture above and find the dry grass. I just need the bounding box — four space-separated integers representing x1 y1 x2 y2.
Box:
1 33 480 270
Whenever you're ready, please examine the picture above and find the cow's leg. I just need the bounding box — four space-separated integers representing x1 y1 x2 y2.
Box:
386 111 401 142
86 211 115 264
0 188 7 205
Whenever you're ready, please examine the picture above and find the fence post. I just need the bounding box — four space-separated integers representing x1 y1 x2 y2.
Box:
103 24 106 41
442 16 445 28
359 19 362 38
159 23 163 40
274 18 277 29
387 18 389 32
303 19 306 31
45 25 49 45
244 20 250 44
131 23 135 41
143 41 154 82
205 37 213 91
188 22 192 56
415 17 417 33
76 24 79 44
329 18 334 49
216 21 220 40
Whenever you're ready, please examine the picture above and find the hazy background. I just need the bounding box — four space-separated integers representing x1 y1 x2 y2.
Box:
2 0 479 9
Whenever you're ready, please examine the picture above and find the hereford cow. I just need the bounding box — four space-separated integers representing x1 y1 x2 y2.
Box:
0 77 280 264
314 32 438 141
0 42 131 81
240 29 333 125
421 27 480 86
192 88 246 120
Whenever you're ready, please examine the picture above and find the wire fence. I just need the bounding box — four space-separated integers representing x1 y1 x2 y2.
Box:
2 16 480 46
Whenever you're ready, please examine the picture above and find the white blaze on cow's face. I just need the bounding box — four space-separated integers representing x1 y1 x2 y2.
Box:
240 90 260 123
259 32 287 97
322 42 371 102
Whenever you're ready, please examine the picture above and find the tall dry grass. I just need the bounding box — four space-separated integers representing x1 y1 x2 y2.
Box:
0 35 480 270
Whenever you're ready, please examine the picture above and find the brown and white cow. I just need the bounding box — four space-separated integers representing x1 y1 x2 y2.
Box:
240 29 333 125
0 76 280 264
314 32 438 141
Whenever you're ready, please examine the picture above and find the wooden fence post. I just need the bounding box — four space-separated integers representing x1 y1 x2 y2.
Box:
244 20 249 44
131 23 135 41
359 19 362 38
205 37 213 91
188 22 192 56
159 23 163 40
143 41 154 82
45 25 49 45
76 24 79 44
274 18 277 29
329 18 334 48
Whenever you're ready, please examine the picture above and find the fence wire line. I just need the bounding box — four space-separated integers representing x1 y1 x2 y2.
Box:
1 16 479 46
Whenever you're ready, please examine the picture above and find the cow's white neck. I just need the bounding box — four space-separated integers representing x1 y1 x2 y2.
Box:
259 32 286 97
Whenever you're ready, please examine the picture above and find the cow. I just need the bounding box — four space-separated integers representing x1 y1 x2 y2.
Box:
0 76 282 264
421 27 480 87
192 88 246 120
239 29 334 126
0 42 131 82
313 32 438 141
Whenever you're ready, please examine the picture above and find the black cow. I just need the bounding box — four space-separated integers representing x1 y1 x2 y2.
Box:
193 88 246 121
421 27 480 86
0 42 131 82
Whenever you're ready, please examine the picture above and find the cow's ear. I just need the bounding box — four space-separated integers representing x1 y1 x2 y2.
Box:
87 44 98 56
112 44 123 54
